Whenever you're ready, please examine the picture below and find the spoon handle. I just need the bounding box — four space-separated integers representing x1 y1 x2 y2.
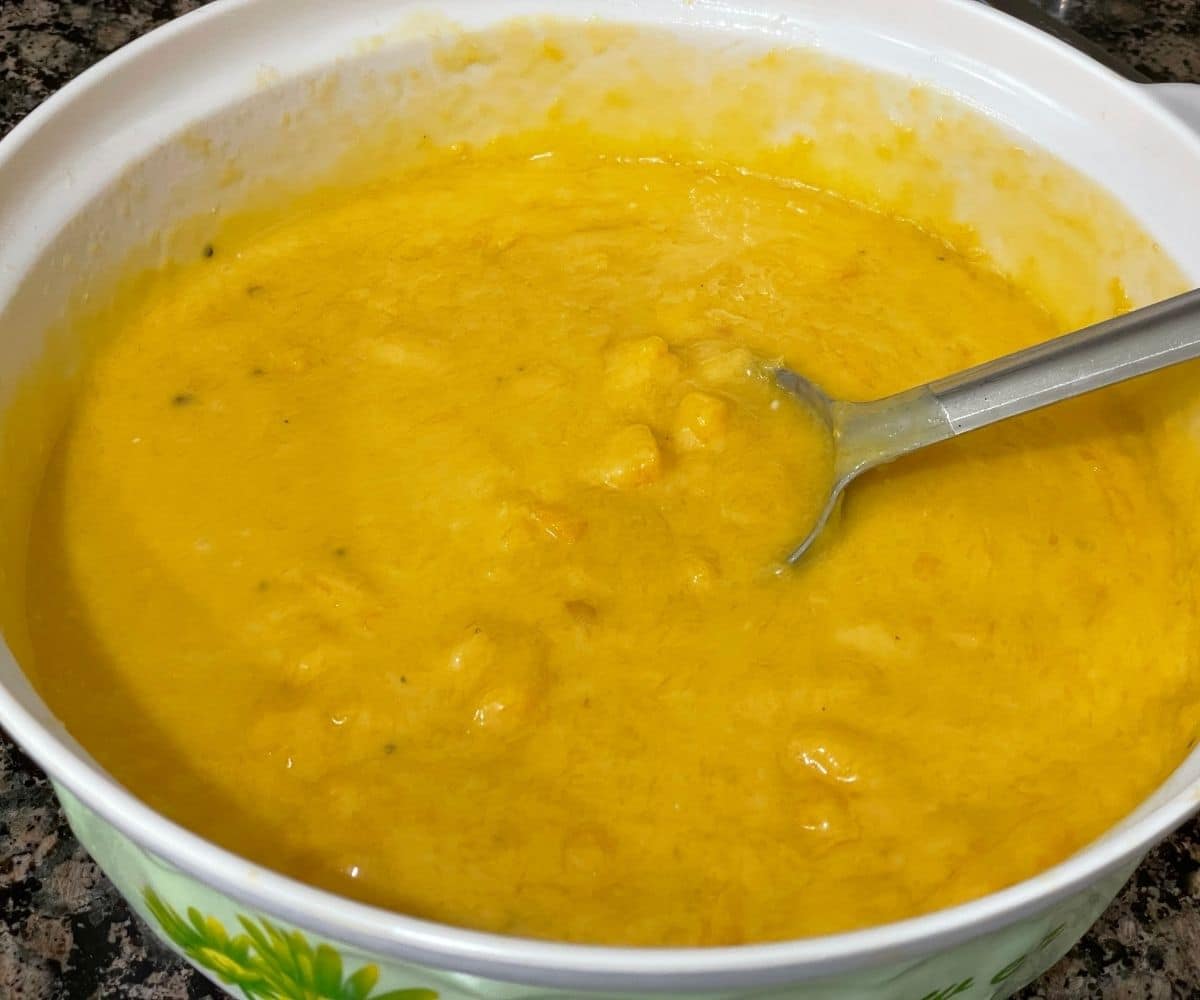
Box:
927 287 1200 435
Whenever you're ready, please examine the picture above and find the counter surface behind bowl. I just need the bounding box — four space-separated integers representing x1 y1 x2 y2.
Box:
2 1 1200 997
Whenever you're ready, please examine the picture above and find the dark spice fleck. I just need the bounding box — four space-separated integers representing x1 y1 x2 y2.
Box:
333 547 347 558
282 418 290 424
250 367 265 377
171 393 194 406
246 284 264 296
383 743 396 755
202 243 215 258
256 580 270 592
565 599 598 624
400 676 407 684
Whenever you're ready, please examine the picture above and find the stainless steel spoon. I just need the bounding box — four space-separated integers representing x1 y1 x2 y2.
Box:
776 287 1200 565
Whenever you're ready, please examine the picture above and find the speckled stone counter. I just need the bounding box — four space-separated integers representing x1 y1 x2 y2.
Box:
2 1 1200 997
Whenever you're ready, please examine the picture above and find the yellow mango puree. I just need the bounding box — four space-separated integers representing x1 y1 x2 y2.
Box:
20 53 1200 945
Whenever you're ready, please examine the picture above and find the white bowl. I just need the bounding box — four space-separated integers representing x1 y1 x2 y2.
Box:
3 2 1200 998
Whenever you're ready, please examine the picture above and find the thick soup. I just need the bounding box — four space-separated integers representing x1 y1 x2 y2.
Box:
19 35 1200 947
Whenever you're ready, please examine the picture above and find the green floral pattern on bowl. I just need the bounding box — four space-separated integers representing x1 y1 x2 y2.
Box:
143 888 437 1000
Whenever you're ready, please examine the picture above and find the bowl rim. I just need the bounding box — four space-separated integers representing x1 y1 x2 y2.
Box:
3 0 1200 989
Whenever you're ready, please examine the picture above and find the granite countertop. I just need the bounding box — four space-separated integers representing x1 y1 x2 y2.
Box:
2 1 1200 997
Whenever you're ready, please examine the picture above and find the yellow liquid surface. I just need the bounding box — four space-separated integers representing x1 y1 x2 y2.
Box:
25 143 1200 945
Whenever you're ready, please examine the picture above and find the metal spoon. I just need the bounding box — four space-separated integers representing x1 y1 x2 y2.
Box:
776 287 1200 565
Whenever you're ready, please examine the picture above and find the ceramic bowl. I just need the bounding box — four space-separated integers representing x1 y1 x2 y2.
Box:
3 2 1200 998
